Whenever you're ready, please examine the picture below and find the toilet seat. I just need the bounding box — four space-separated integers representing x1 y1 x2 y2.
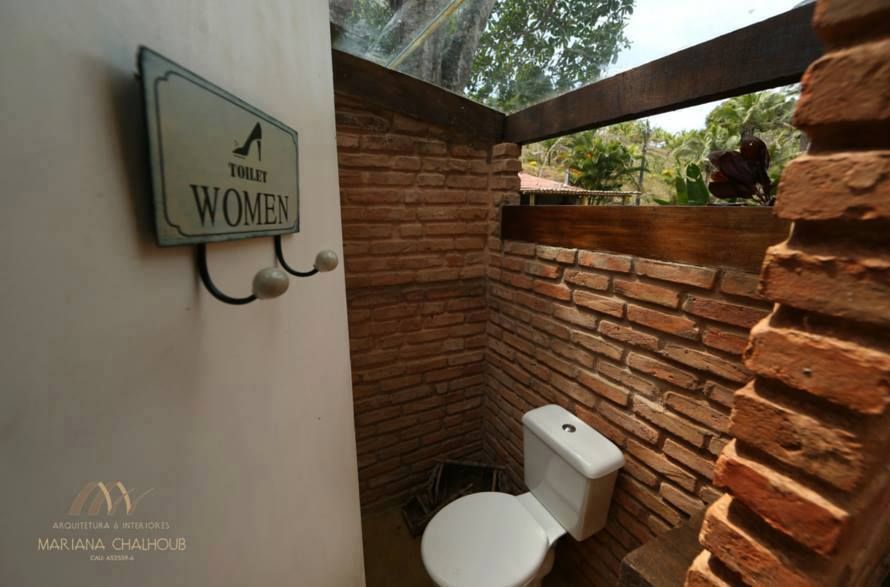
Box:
421 492 549 587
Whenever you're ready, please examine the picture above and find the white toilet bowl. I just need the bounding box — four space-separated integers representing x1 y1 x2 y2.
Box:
421 492 565 587
420 405 624 587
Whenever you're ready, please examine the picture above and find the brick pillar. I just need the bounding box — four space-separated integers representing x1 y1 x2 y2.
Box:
687 1 890 585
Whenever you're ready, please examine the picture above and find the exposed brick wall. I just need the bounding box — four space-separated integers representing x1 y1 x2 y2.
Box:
334 92 783 583
689 1 890 585
482 166 771 582
336 92 517 506
336 16 889 580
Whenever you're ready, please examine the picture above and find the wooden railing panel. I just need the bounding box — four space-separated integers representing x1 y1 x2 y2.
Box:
501 206 790 272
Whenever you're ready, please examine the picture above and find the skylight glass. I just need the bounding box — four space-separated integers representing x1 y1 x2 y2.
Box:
330 0 808 115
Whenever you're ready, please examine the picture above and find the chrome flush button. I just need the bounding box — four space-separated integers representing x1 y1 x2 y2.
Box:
562 424 576 433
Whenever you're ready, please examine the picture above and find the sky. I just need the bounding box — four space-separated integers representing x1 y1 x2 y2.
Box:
604 0 803 132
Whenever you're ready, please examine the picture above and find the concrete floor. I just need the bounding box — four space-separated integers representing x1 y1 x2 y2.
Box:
361 507 578 587
362 508 436 587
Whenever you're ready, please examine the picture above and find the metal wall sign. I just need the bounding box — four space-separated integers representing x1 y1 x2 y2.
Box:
139 47 300 246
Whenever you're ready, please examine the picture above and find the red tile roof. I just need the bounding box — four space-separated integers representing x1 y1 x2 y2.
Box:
519 172 586 193
519 172 638 198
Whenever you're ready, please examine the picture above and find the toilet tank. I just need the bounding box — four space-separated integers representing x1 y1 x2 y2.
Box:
523 404 624 540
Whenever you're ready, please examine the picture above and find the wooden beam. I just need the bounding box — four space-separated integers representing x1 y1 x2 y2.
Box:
331 49 504 144
501 206 790 273
503 5 822 144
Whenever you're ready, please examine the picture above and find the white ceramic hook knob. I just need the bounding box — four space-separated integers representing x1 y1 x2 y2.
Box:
314 250 339 272
252 267 290 299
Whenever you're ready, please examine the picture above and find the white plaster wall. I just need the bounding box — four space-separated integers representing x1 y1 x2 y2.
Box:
0 1 365 585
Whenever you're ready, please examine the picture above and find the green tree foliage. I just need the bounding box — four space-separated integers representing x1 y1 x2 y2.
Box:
706 89 797 139
467 0 635 111
565 133 638 190
333 0 635 113
521 136 572 180
523 120 674 201
523 88 803 206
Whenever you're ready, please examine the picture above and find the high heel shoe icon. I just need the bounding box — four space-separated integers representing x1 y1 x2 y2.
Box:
232 122 262 161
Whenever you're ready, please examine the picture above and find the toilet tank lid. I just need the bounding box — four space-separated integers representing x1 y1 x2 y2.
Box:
523 405 625 479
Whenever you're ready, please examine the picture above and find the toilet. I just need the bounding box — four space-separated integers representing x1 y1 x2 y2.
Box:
421 404 624 587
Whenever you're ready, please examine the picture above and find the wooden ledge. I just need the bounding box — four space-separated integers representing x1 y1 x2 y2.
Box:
501 206 791 272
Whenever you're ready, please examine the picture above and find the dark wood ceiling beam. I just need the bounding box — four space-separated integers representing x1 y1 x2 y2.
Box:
503 4 822 145
331 49 504 145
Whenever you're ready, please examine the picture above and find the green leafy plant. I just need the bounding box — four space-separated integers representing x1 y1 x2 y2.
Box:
654 162 708 205
684 163 710 205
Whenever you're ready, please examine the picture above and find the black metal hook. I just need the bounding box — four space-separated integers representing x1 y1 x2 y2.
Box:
274 235 319 277
196 238 335 305
196 243 257 305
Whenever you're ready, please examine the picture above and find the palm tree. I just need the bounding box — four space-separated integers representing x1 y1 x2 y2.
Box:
668 126 738 169
705 89 797 137
669 88 803 193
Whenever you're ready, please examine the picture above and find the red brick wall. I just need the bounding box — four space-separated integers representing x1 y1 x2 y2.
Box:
334 90 781 583
336 93 518 506
688 1 890 585
336 26 889 580
483 231 770 583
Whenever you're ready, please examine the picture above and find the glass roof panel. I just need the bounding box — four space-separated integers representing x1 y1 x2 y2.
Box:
330 0 810 115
